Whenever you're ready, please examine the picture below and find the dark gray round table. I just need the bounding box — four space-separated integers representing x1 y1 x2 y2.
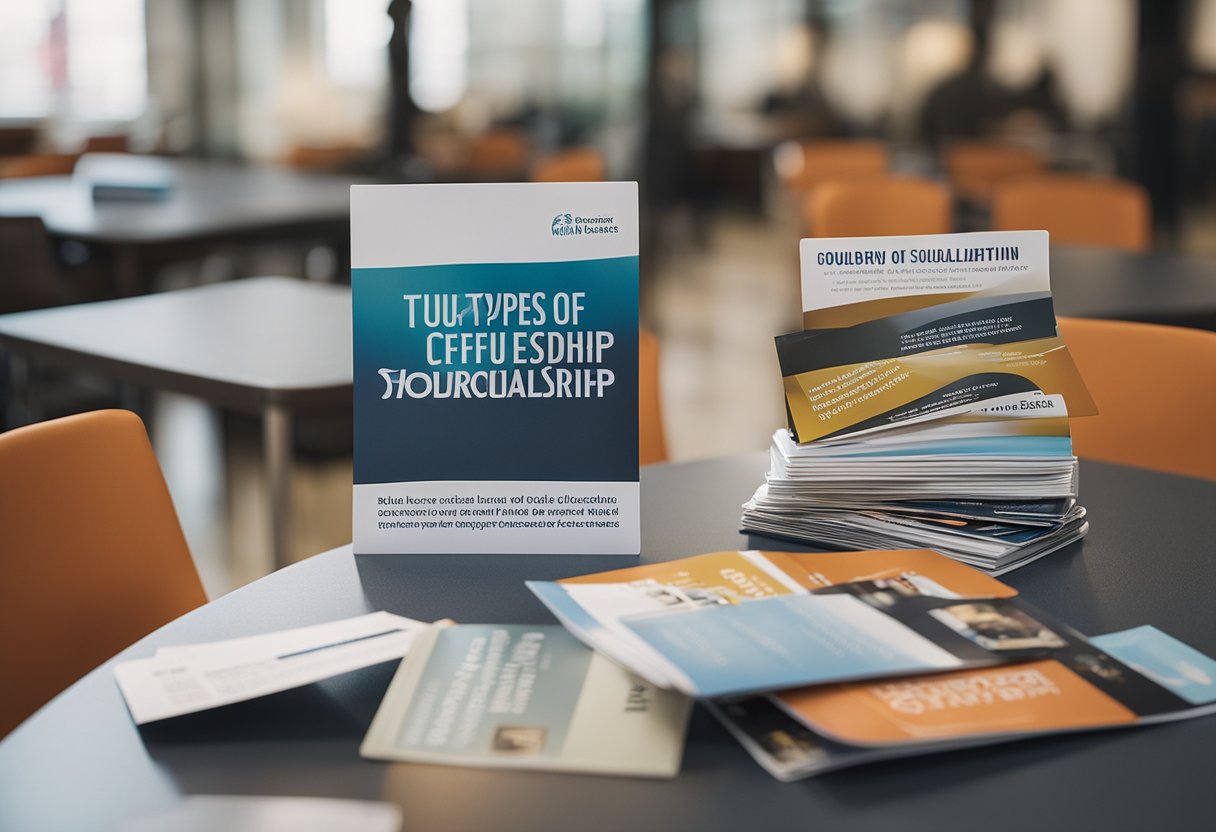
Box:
2 454 1214 832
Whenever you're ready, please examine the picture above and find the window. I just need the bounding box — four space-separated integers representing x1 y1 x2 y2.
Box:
323 0 392 88
0 0 146 122
411 0 469 112
321 0 469 113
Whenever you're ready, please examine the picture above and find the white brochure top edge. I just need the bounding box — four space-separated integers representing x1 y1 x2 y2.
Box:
800 229 1050 313
351 182 639 269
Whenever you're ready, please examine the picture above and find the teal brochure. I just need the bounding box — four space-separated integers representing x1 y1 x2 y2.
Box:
350 183 639 554
360 623 690 777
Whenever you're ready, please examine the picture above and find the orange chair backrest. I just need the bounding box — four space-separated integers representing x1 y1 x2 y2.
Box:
463 129 531 178
283 143 366 172
0 410 206 737
779 140 889 192
994 174 1150 252
639 328 668 466
83 134 130 154
0 153 79 180
531 148 606 183
1058 317 1216 480
806 176 951 238
945 142 1044 201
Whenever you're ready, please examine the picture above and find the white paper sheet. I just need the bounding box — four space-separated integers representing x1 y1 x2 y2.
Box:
114 612 427 725
116 796 402 832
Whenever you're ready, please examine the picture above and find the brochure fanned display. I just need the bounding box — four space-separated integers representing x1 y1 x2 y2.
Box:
350 183 640 554
525 549 1216 781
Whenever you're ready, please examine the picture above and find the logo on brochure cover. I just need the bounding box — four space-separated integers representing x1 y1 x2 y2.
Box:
551 212 620 237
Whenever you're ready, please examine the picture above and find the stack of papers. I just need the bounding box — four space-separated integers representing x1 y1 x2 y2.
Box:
75 153 176 201
741 399 1088 573
742 230 1098 573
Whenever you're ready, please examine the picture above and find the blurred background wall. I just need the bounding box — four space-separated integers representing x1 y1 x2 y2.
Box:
2 0 1214 251
4 0 1216 592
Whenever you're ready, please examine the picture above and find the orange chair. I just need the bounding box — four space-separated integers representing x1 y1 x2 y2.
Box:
531 147 606 183
639 329 668 466
0 410 206 737
83 135 130 154
463 129 531 179
994 174 1150 252
775 139 889 193
945 142 1044 202
283 143 368 172
806 177 951 238
1058 317 1216 480
0 153 79 179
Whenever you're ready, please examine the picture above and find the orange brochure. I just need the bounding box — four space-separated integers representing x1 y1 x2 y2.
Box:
779 659 1137 745
714 622 1216 781
784 549 1016 598
560 548 1016 600
560 549 814 598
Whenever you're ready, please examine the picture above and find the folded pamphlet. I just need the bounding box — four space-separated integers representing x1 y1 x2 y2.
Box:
361 622 691 777
528 549 1069 698
783 231 1095 443
714 624 1216 781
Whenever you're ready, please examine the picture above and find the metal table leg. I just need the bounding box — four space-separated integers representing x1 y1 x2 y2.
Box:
113 245 142 297
263 403 294 570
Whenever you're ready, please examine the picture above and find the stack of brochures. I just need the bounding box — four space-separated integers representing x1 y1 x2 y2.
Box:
528 549 1216 781
740 396 1089 573
740 230 1099 574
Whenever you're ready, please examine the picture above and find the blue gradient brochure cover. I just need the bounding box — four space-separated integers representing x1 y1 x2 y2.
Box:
531 576 1092 698
350 183 639 554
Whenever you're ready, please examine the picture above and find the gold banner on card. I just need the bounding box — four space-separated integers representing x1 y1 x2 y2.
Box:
783 336 1097 443
803 292 977 330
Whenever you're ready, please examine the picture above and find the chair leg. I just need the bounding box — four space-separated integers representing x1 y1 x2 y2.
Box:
263 403 294 571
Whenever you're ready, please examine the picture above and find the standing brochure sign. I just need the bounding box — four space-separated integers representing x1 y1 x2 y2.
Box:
350 183 640 554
